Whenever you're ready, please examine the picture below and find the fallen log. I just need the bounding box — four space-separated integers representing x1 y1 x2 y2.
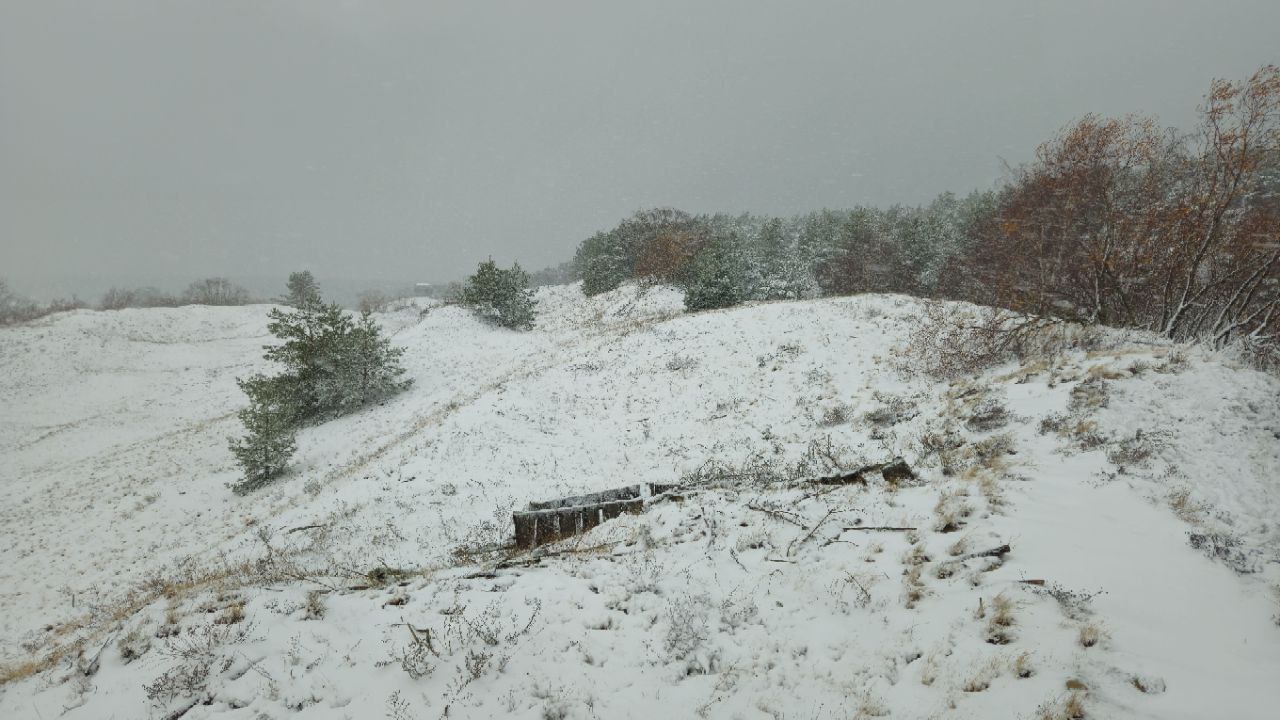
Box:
957 544 1011 561
937 544 1012 566
814 457 916 486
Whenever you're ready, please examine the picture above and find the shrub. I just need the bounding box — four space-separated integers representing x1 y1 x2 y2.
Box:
228 376 298 493
99 286 182 310
574 208 705 296
263 301 412 420
683 237 752 312
461 259 537 330
0 280 87 324
182 277 251 306
357 290 389 314
965 398 1011 432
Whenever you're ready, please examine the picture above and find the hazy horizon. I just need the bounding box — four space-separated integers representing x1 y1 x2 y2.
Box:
4 0 1279 300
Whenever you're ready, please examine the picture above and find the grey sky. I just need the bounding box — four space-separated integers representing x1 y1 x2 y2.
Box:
2 0 1277 298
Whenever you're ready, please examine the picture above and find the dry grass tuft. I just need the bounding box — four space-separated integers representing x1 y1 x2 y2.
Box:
214 602 245 625
933 491 971 533
903 565 927 609
0 645 76 686
1069 377 1109 412
962 658 1002 692
1077 622 1105 648
1168 488 1206 523
1064 691 1086 719
1012 651 1034 678
985 593 1016 644
1036 690 1087 720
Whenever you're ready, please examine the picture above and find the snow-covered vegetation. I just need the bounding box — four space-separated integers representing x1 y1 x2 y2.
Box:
2 282 1278 719
570 67 1280 370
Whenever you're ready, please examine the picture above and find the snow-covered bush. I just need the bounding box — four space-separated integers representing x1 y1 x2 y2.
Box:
228 298 410 491
965 398 1011 432
261 301 412 420
98 286 183 310
227 376 298 494
461 259 537 330
682 231 757 312
181 277 251 306
0 279 86 324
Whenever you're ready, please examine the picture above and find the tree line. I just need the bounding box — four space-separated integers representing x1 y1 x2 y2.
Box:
0 276 260 325
568 65 1280 362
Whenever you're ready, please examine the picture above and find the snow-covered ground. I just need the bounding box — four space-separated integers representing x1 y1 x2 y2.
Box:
1 284 1277 719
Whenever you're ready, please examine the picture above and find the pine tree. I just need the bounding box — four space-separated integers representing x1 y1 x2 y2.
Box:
756 217 819 300
462 259 537 330
228 375 298 493
263 301 355 418
281 270 321 307
261 300 412 419
461 259 504 321
684 238 750 311
228 300 411 492
336 312 412 411
496 262 536 330
577 232 632 296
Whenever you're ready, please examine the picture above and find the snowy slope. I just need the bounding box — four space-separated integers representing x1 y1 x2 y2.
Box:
1 284 1277 719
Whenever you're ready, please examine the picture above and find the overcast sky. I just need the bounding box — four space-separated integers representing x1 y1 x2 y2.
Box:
2 0 1278 297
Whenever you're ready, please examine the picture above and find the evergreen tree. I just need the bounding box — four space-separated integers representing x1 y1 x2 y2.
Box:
496 262 536 330
756 217 819 300
684 237 751 311
575 230 633 296
228 300 411 492
461 259 504 314
228 375 298 494
334 312 412 411
281 270 321 307
461 259 537 330
263 301 355 418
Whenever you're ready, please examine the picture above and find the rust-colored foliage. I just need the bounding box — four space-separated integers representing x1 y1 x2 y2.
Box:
971 65 1280 350
634 228 707 284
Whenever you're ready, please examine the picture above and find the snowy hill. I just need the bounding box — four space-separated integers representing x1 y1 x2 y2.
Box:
1 284 1278 719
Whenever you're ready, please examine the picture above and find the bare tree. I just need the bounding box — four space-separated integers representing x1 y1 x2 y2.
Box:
964 65 1280 360
183 277 251 306
1159 65 1280 346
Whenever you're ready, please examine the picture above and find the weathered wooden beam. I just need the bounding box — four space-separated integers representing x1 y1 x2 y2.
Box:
513 497 644 549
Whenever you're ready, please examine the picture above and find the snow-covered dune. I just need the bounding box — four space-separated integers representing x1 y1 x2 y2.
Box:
1 285 1277 719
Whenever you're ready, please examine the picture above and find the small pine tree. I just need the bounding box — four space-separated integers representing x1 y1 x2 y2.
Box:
228 375 298 493
228 301 411 492
461 259 504 315
683 239 750 312
282 271 321 307
496 262 536 330
577 233 632 296
335 312 413 411
263 301 356 418
462 259 537 330
262 300 413 419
